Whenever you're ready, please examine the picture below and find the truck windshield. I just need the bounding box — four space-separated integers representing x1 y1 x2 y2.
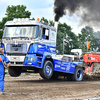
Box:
3 26 39 38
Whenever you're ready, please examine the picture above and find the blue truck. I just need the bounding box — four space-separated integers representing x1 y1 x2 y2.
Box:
1 18 84 81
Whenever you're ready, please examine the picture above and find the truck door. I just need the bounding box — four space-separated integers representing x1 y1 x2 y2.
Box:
39 27 50 45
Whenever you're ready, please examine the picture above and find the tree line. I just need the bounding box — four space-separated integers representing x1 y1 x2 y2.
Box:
0 5 100 54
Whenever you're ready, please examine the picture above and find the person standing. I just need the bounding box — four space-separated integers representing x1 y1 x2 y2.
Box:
0 48 10 95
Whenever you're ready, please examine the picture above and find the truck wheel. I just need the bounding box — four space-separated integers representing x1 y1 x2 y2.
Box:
39 61 53 79
71 67 83 81
8 66 22 77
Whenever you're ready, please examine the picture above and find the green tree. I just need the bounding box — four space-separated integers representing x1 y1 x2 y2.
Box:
41 17 54 26
5 5 31 19
41 17 48 23
78 26 97 52
0 5 31 38
30 17 35 20
57 22 79 54
92 31 100 51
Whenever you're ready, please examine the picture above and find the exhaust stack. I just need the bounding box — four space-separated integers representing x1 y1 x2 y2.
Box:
54 21 58 33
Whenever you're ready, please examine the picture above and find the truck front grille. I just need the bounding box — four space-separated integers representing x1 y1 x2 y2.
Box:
6 44 27 54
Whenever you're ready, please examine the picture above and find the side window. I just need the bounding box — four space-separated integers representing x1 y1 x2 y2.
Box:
50 30 56 41
42 28 49 40
42 28 46 39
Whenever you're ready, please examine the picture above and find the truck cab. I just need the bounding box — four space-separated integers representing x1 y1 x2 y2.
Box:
2 18 56 77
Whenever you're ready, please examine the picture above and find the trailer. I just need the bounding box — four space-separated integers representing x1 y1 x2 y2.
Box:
1 18 84 81
83 52 100 76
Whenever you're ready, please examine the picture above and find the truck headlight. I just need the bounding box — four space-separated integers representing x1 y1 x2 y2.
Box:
27 57 36 61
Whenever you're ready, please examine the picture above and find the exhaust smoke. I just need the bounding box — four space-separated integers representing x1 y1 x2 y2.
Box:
54 0 100 27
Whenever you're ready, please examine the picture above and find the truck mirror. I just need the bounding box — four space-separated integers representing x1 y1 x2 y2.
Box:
45 29 49 36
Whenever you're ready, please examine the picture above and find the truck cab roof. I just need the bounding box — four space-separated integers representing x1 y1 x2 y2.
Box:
5 18 56 31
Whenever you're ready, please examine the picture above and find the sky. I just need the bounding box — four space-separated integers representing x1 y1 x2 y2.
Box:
0 0 84 35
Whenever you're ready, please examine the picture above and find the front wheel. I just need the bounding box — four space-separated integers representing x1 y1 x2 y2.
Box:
8 66 22 77
39 61 53 79
71 67 83 81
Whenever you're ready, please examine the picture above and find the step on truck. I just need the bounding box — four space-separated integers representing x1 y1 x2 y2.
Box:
1 18 84 81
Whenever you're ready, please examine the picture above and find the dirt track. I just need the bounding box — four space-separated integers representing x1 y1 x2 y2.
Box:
1 74 100 100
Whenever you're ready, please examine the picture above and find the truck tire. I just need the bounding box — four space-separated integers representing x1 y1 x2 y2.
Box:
39 60 53 79
8 66 22 77
71 67 83 81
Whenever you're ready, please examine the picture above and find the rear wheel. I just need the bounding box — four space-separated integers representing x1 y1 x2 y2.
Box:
71 67 83 81
8 66 22 77
39 61 53 79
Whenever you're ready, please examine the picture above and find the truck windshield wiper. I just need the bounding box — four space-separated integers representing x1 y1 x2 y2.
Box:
20 37 29 39
19 37 30 40
2 37 11 39
3 37 30 40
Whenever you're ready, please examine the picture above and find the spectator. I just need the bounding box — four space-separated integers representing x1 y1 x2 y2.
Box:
0 48 10 95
